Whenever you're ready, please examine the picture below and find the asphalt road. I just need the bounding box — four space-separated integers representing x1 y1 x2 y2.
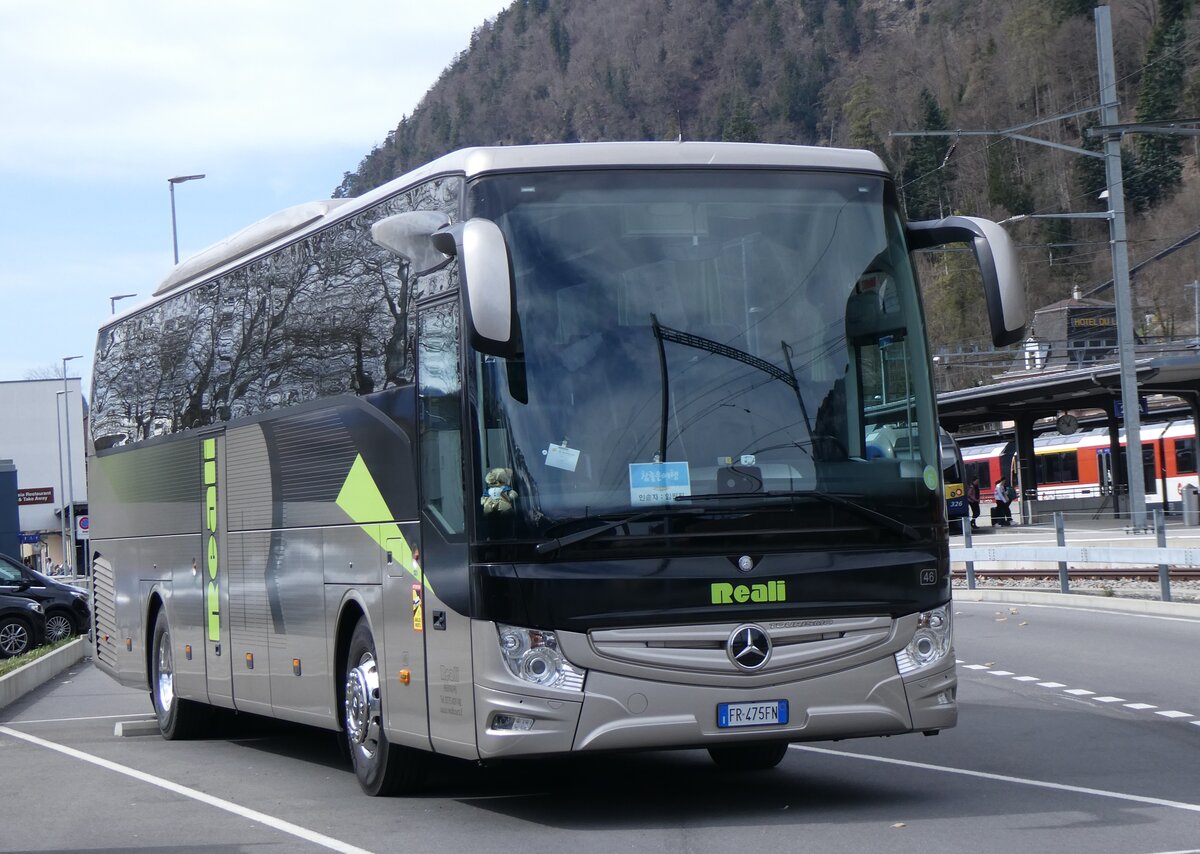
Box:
2 597 1198 854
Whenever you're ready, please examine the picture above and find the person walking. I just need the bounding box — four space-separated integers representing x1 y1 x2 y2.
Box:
966 477 981 529
993 477 1012 526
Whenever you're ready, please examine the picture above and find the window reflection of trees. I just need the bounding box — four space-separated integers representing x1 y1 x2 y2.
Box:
92 178 460 447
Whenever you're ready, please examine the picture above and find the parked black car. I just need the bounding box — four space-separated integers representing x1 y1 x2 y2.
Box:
0 592 46 658
0 554 91 643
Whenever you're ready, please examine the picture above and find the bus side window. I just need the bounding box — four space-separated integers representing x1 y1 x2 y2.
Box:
418 299 466 536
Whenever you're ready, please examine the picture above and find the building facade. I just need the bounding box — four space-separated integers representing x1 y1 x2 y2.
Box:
0 378 87 572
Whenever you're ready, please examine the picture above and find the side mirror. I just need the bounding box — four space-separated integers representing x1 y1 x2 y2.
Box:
431 219 519 358
370 211 452 275
906 216 1026 347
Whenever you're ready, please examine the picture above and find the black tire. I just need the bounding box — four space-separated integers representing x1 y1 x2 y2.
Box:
149 610 208 739
708 741 790 771
343 617 426 796
44 611 76 644
0 616 33 658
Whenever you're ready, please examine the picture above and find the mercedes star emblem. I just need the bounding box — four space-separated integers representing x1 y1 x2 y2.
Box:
727 624 772 671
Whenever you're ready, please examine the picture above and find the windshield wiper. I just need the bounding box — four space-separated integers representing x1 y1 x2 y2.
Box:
535 508 704 555
676 490 920 541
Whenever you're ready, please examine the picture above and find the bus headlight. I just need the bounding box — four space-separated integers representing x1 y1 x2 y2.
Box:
497 625 585 691
895 606 952 675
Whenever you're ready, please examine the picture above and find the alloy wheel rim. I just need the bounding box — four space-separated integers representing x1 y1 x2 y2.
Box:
46 615 72 643
157 632 175 712
1 623 28 655
344 652 381 761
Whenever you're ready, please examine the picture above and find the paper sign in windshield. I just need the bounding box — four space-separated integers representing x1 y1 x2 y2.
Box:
629 462 691 505
546 443 580 472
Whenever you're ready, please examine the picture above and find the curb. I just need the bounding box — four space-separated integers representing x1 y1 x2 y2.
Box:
0 639 87 710
954 588 1200 618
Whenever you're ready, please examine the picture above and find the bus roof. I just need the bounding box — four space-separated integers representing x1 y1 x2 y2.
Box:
134 142 890 309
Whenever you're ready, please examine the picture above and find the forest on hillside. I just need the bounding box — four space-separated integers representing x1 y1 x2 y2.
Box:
335 0 1200 390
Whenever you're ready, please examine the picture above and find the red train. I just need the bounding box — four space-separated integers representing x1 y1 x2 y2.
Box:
960 418 1199 511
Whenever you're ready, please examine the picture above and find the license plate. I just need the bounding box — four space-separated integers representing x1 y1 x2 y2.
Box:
717 699 789 728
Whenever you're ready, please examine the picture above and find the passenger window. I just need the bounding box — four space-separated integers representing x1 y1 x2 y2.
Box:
417 298 466 536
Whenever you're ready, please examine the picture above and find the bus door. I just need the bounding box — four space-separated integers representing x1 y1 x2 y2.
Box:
415 296 477 757
199 431 234 708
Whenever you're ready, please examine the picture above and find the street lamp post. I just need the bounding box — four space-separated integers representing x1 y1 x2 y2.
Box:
110 293 137 314
62 355 81 574
54 391 67 573
169 174 206 264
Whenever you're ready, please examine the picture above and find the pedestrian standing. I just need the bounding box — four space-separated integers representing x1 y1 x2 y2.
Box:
966 477 981 529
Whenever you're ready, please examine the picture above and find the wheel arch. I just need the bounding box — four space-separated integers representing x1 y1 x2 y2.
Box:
334 595 369 732
143 591 167 692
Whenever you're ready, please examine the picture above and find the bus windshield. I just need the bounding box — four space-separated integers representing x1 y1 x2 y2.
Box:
468 169 940 547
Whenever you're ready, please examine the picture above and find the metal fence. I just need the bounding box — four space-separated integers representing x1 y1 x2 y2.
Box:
951 509 1194 602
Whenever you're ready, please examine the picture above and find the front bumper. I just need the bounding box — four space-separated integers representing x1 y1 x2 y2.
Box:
473 626 956 759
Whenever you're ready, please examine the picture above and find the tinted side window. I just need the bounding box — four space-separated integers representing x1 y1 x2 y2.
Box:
92 178 461 446
1175 438 1196 475
1035 451 1080 484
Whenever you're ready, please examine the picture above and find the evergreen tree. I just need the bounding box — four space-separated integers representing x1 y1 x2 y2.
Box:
723 100 760 142
986 141 1033 216
845 78 887 163
1049 0 1094 21
1133 19 1187 208
901 90 954 221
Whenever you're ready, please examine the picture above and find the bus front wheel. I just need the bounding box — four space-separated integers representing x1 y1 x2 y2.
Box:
343 617 426 796
707 741 790 771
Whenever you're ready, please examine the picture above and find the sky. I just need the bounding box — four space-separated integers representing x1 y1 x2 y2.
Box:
0 0 511 391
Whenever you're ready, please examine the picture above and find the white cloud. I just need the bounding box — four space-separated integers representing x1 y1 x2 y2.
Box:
0 1 509 181
0 0 510 385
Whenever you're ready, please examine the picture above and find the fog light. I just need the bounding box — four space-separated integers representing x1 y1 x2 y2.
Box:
491 713 535 732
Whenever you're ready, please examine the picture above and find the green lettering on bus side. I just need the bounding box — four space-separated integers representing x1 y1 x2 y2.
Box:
207 580 219 640
335 454 430 593
206 485 217 536
202 439 220 642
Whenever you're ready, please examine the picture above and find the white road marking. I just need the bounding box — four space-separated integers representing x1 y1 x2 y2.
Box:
4 713 149 725
962 664 1192 724
0 726 373 854
791 745 1200 814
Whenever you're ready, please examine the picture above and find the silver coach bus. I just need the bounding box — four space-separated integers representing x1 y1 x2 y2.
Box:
89 142 1025 795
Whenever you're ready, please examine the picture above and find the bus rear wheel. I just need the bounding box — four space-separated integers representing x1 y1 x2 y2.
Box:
707 741 790 771
150 610 207 739
343 617 426 796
